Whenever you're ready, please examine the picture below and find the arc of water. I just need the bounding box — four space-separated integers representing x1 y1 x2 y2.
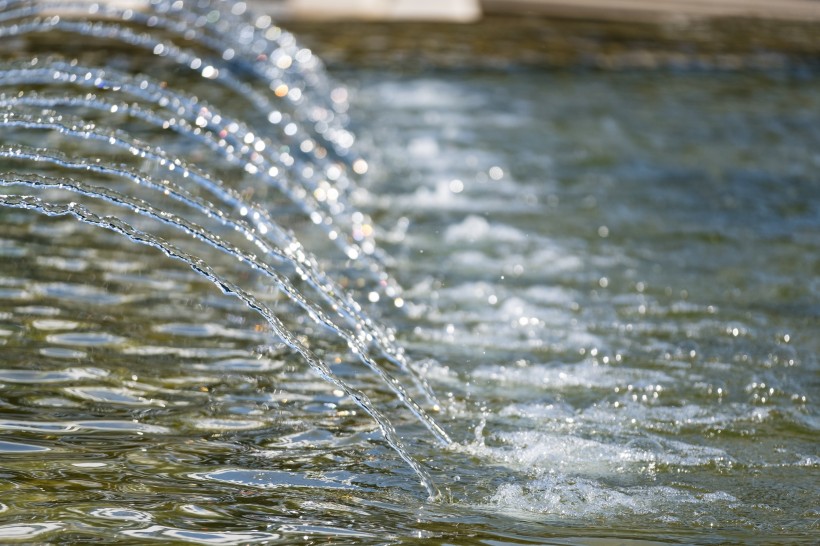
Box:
155 0 356 154
0 2 355 162
0 187 441 499
0 1 403 330
0 101 367 293
0 105 444 417
149 0 348 133
156 0 342 114
0 0 453 496
0 80 386 325
11 0 349 137
0 62 384 267
0 163 450 445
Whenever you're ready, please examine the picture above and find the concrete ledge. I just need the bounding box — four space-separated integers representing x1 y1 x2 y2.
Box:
26 0 820 24
481 0 820 22
264 0 820 22
269 0 482 22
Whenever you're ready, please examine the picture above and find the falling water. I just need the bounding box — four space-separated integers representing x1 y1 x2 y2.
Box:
1 0 819 544
0 0 451 495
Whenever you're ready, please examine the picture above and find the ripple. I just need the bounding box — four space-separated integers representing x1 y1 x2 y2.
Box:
0 241 26 258
0 367 107 383
279 524 378 539
191 419 267 431
472 360 672 390
34 255 88 272
103 271 182 291
13 305 61 317
0 419 170 434
199 357 283 372
90 507 153 522
65 387 161 406
45 332 127 347
153 322 262 341
121 525 278 544
30 319 80 331
122 346 248 358
190 468 355 490
28 396 82 408
0 287 30 300
180 504 222 517
34 282 131 305
0 523 63 540
38 347 88 359
0 440 50 453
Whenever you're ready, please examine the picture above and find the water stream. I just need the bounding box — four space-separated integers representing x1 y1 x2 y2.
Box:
0 0 818 544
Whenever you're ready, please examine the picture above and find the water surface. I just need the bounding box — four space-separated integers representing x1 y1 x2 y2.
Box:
0 1 818 544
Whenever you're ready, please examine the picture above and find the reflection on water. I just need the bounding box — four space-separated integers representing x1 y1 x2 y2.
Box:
1 0 819 544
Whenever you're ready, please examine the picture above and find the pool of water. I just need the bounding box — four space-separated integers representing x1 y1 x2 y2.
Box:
0 1 818 544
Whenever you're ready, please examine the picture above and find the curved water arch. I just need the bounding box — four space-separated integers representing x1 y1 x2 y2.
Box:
0 105 444 415
0 61 397 291
0 186 441 499
0 164 449 444
0 0 451 498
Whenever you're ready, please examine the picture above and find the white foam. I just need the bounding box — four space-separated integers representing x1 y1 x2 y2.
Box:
444 215 527 244
488 476 705 521
472 360 670 390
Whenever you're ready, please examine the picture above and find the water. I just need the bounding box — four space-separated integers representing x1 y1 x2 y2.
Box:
1 1 818 543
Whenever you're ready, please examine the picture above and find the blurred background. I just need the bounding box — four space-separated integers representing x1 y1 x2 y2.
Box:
1 0 818 542
250 0 820 74
260 0 820 23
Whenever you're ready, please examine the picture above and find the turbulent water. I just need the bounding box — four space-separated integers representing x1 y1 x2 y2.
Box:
0 0 818 544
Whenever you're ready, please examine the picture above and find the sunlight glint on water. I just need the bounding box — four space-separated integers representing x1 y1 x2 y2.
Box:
1 0 819 544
